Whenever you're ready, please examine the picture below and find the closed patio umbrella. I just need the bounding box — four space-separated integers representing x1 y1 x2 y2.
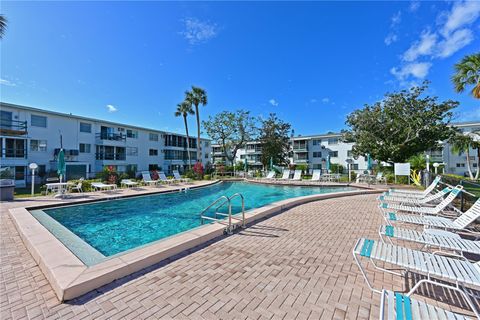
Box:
244 158 248 172
270 157 273 170
57 149 66 182
366 153 372 172
326 154 331 173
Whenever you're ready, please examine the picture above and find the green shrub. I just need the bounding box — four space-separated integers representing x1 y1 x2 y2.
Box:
350 171 357 181
330 163 344 174
185 169 196 180
204 174 211 180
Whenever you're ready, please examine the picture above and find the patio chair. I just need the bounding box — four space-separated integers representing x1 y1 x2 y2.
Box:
275 170 290 181
91 182 117 191
353 237 480 318
68 181 83 193
386 176 441 199
121 179 138 188
379 185 463 216
310 169 321 182
159 171 175 184
375 172 387 184
379 289 472 320
379 225 480 256
173 170 190 183
378 187 452 205
264 171 276 179
292 169 302 181
142 171 158 186
385 199 480 232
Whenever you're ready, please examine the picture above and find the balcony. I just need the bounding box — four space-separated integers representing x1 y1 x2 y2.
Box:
3 147 27 159
96 132 126 142
95 152 126 161
293 147 308 153
0 119 28 137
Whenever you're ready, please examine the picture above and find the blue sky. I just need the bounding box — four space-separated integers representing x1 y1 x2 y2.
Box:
1 1 479 137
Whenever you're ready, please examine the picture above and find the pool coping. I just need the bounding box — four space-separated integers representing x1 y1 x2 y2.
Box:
9 184 385 301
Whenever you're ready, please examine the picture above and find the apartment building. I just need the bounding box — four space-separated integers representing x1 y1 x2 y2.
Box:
0 102 212 187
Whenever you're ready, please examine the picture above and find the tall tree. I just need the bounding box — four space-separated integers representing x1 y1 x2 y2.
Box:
0 15 7 39
259 113 291 167
449 130 480 180
203 110 257 165
344 81 458 163
452 53 480 99
175 100 195 169
185 86 207 162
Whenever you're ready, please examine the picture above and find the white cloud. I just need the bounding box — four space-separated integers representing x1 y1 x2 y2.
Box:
106 104 118 113
321 97 330 103
402 30 437 62
435 28 474 58
441 1 480 36
309 98 318 103
409 1 420 12
384 33 398 46
269 99 278 107
180 18 219 45
0 78 16 86
390 62 432 82
391 11 402 27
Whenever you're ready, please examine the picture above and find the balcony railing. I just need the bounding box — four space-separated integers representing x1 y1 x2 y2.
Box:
0 119 28 136
95 153 126 161
293 147 308 152
96 132 126 141
3 148 27 159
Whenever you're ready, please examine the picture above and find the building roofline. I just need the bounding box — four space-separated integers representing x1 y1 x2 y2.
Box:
1 102 211 141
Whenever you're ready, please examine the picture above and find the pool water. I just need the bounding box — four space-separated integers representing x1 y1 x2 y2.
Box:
38 182 354 258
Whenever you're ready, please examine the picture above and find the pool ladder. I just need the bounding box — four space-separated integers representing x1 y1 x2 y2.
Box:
200 193 245 234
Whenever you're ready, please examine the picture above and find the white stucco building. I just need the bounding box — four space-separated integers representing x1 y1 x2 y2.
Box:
0 102 212 187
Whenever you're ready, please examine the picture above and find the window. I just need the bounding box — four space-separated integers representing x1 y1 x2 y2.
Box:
456 163 465 168
240 155 246 159
79 143 91 153
15 166 25 180
313 152 322 158
30 139 47 152
204 141 210 147
312 139 321 146
473 163 478 168
31 115 47 127
149 149 158 156
79 122 91 133
352 164 359 170
127 147 138 156
205 153 209 159
127 129 138 139
149 133 159 141
327 138 338 145
126 164 137 173
149 164 159 171
347 150 353 157
329 151 338 157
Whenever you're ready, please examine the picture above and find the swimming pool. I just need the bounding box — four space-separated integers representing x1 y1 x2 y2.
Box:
32 181 354 264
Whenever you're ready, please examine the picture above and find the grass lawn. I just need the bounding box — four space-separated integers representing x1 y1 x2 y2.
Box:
14 186 44 198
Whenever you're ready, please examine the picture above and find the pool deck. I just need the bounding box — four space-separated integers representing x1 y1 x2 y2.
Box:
1 181 478 319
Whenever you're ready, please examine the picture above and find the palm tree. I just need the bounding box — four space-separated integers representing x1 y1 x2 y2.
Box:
185 86 208 162
0 15 7 39
175 100 195 169
449 133 474 179
452 53 480 99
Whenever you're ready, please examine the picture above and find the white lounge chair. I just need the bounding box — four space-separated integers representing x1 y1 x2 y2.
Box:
386 176 441 199
292 169 302 181
68 181 83 193
375 172 387 184
379 185 463 216
385 199 480 232
142 172 158 186
264 171 275 179
379 225 480 256
310 169 321 182
379 289 472 320
91 182 117 191
173 170 190 183
159 171 174 184
121 179 138 188
353 237 480 318
276 170 290 181
378 187 452 205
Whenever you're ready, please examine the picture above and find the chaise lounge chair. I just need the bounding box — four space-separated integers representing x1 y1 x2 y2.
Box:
91 182 117 191
378 187 452 205
353 237 480 318
310 169 321 182
292 169 302 181
379 225 480 256
379 185 463 216
379 289 472 320
275 170 290 181
142 172 158 186
173 170 190 183
121 179 138 188
385 199 480 232
159 171 175 184
263 171 276 180
386 176 441 199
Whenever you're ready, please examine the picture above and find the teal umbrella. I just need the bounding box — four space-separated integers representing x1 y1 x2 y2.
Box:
244 158 248 172
326 154 331 173
57 148 66 182
366 153 372 172
269 157 273 170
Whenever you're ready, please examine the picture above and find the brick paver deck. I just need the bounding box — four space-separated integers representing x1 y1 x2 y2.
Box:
1 193 477 319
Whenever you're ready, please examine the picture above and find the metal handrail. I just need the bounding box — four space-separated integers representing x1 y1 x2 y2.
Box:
200 196 230 225
229 193 245 229
200 193 246 234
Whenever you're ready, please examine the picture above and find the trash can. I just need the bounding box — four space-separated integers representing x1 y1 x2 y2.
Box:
0 179 15 201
